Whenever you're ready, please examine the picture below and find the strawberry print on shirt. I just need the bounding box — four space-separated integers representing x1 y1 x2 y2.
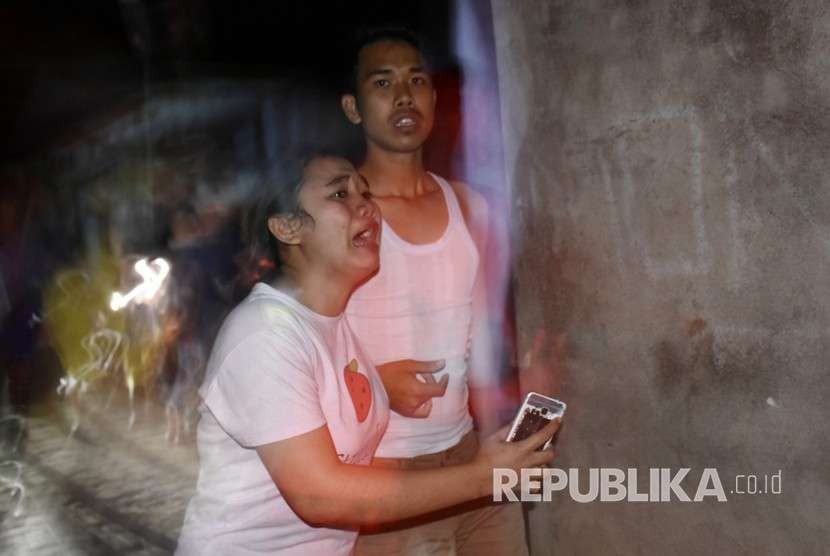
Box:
343 358 372 422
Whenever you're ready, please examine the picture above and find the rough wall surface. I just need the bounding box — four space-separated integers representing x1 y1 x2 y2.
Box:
492 1 830 553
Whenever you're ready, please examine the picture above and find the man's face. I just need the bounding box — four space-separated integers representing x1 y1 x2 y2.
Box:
342 40 436 154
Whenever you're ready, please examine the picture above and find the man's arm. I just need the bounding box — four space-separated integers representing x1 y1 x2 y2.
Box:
517 329 565 400
450 180 514 434
452 181 565 406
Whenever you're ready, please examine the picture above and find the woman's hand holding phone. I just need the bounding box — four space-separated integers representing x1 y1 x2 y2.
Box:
472 418 561 498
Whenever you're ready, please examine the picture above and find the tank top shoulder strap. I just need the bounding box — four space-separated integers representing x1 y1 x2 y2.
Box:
430 173 464 229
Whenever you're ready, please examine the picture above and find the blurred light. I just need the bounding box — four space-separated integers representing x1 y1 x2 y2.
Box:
109 257 171 311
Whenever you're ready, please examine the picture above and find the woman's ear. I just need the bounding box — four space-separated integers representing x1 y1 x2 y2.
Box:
268 214 304 245
341 94 362 125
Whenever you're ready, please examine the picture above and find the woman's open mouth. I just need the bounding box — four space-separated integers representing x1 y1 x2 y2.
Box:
352 222 379 248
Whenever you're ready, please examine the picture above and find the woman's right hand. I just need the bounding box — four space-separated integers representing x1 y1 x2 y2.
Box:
473 418 561 497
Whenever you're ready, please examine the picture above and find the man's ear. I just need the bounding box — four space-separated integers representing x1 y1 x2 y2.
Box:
268 214 304 245
341 94 362 125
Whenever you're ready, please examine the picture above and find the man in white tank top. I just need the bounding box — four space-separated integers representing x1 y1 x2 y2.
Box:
341 29 529 555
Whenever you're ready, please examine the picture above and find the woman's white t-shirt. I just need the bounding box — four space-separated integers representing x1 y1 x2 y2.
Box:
177 283 389 555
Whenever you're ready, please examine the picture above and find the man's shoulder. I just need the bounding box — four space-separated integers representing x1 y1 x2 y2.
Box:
443 178 489 229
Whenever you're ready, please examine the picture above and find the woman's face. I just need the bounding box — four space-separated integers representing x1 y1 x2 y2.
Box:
293 156 381 282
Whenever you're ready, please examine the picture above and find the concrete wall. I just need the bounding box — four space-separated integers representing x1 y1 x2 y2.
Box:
492 1 830 553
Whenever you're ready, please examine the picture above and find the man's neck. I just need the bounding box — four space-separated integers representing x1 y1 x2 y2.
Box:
361 143 430 198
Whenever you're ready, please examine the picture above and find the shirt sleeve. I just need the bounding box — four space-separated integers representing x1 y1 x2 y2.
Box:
201 330 326 448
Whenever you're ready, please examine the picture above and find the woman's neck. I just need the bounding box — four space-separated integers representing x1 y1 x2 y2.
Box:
273 265 352 317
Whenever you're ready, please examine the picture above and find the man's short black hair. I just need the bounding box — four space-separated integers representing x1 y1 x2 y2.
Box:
343 26 429 94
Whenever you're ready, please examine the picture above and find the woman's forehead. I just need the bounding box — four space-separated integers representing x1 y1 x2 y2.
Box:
302 156 355 185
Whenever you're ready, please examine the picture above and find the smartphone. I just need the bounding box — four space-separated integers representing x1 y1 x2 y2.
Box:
506 392 566 450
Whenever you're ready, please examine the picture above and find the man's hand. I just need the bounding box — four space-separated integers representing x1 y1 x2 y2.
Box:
376 359 448 418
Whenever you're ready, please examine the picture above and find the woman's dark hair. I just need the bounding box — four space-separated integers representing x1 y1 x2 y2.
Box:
244 156 307 276
241 149 343 283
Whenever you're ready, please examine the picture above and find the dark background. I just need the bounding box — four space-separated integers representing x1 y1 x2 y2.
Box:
1 0 457 165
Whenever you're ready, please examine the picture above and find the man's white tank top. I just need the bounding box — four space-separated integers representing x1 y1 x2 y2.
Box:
345 173 479 458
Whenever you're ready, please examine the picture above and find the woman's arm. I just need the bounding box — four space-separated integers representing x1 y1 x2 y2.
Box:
256 418 559 529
